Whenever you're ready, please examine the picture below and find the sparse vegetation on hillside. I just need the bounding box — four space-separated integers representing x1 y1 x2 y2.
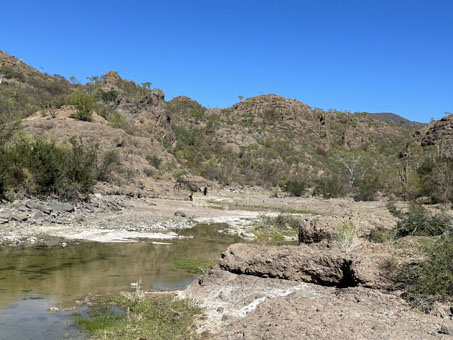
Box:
0 119 121 200
2 50 452 205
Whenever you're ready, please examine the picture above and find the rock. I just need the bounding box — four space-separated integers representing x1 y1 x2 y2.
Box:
0 218 8 224
31 211 46 219
439 323 453 336
420 114 453 150
10 214 28 222
174 211 186 217
63 203 75 212
25 200 40 210
219 242 393 289
183 266 446 340
48 307 60 313
92 202 100 208
37 204 52 215
298 216 331 244
49 201 65 213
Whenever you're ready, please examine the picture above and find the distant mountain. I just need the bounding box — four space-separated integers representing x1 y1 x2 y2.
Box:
368 112 425 128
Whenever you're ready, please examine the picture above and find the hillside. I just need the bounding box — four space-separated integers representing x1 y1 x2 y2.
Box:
0 49 435 200
369 112 425 128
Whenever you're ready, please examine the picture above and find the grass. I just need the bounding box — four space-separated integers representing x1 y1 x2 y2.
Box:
74 291 201 340
252 214 300 245
220 201 312 214
172 259 216 274
332 222 360 253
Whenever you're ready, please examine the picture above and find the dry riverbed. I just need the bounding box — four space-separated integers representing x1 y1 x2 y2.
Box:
0 187 397 247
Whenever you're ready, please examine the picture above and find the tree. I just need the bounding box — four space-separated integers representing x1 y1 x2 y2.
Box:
142 82 152 90
335 150 369 186
238 95 244 102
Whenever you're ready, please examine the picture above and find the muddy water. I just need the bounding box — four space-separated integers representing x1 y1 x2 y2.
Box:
0 224 241 340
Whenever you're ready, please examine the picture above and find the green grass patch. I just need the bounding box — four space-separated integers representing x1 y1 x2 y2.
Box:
74 293 200 340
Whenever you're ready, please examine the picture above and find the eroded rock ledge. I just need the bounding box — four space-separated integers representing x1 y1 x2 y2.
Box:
182 243 452 339
219 242 393 289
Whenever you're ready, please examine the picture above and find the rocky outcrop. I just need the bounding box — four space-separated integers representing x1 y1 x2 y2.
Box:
298 214 397 244
169 96 202 108
183 264 449 340
101 70 171 138
219 242 393 289
419 114 453 152
231 94 314 122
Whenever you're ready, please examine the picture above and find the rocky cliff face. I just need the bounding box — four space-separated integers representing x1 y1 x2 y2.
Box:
101 70 171 138
419 114 453 147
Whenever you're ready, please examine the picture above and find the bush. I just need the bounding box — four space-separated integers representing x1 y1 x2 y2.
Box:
0 135 99 199
353 175 382 201
146 154 161 169
395 236 453 311
417 156 453 203
261 214 300 231
369 227 396 243
314 176 346 199
97 150 121 182
70 91 98 121
96 89 118 103
388 201 452 237
281 180 307 197
106 111 133 134
332 222 360 252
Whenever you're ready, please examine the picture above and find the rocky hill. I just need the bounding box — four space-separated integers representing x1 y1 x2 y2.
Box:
0 49 432 199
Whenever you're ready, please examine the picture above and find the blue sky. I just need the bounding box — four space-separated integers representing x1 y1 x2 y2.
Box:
2 0 452 122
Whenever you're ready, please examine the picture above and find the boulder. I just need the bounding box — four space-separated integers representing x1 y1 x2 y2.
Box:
37 204 52 215
174 211 186 217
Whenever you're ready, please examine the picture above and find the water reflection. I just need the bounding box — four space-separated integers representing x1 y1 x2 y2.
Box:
0 224 241 308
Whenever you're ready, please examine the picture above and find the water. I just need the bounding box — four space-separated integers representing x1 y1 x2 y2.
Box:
0 224 241 340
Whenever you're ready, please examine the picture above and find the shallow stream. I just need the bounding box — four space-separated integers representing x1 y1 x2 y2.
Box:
0 224 241 340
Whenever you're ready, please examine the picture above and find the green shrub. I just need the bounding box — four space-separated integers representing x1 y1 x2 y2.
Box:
0 135 99 200
395 236 453 311
106 111 132 133
353 175 382 201
96 89 118 103
369 227 396 243
281 180 307 197
388 201 452 237
146 154 161 169
417 156 453 203
69 91 98 121
97 150 121 182
144 167 155 177
261 214 300 230
314 176 346 199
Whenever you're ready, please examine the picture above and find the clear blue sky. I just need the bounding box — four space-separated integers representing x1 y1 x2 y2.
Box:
2 0 452 122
